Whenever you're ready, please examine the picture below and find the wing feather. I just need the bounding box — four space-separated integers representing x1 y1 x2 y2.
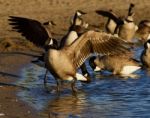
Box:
66 31 129 68
8 16 50 48
95 10 124 25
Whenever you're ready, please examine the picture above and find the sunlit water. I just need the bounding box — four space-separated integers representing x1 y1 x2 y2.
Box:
16 45 150 118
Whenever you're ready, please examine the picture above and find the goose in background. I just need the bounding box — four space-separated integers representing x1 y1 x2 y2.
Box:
118 3 138 42
96 3 138 42
9 16 129 93
97 9 118 34
88 53 141 77
137 20 150 43
59 10 90 78
95 9 123 35
96 3 135 35
60 10 88 48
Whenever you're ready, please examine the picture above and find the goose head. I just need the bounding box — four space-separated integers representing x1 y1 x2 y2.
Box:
45 38 58 50
137 20 150 42
76 10 87 17
71 10 88 29
89 56 101 72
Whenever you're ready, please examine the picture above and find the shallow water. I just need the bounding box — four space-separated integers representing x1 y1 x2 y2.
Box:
16 45 150 118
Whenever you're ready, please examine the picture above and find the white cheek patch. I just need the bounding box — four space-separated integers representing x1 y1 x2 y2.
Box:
94 66 101 71
77 11 82 16
49 39 53 45
120 66 141 75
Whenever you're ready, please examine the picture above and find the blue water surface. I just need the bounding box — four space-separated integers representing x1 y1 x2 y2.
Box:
16 45 150 118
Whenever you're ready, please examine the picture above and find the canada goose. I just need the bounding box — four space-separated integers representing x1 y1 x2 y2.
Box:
89 53 141 76
96 3 138 42
9 16 129 93
95 9 123 35
96 3 135 35
45 10 89 83
141 39 150 68
59 10 90 78
117 3 138 41
70 10 87 25
44 10 89 81
118 13 138 42
8 13 89 83
9 10 89 84
96 9 118 34
60 10 88 48
42 31 129 92
137 20 150 43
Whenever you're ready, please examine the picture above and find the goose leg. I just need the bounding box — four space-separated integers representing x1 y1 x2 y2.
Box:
80 63 89 76
80 63 91 83
71 78 77 93
44 69 48 85
56 79 60 93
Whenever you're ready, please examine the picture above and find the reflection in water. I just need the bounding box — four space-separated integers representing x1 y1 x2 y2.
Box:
16 46 150 118
43 94 87 118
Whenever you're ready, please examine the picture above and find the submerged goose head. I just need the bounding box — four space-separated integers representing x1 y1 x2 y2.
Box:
89 56 102 72
141 40 150 68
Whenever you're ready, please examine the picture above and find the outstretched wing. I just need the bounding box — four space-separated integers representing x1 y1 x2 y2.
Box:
66 30 129 68
95 10 124 25
8 16 50 47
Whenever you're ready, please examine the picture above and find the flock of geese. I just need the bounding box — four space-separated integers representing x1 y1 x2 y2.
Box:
8 3 150 93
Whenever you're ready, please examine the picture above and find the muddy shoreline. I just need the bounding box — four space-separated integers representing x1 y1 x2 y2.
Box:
0 51 42 118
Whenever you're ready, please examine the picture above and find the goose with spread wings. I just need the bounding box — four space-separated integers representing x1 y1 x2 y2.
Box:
9 10 89 84
96 3 138 42
9 16 129 93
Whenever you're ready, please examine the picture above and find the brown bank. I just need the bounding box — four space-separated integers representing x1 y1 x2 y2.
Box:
0 52 42 118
